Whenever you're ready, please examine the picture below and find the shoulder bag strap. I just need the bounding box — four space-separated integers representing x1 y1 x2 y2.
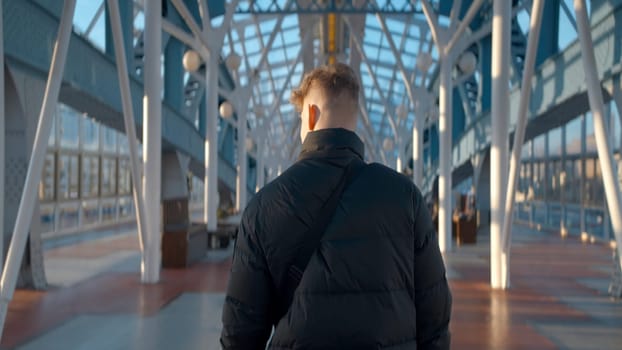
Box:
279 158 367 316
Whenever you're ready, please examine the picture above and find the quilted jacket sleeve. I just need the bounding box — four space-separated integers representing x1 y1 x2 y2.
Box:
412 188 452 350
220 205 276 350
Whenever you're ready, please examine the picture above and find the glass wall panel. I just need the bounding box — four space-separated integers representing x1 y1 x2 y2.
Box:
119 197 133 218
82 118 99 151
533 134 545 158
103 128 117 153
566 117 582 155
548 127 562 157
118 158 131 195
39 153 56 201
521 140 530 160
611 101 621 151
564 158 581 204
58 154 79 200
534 162 545 200
533 202 546 223
81 156 99 198
48 112 56 147
59 106 80 149
40 203 56 233
58 203 79 230
565 205 582 234
101 199 117 222
547 160 561 201
585 208 605 238
548 202 562 227
118 134 129 154
585 112 597 153
101 157 117 196
81 199 100 226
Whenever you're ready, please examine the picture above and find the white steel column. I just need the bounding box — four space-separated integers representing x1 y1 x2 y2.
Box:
142 0 162 283
205 56 219 232
500 0 545 289
0 0 5 271
236 108 247 212
0 0 76 336
421 0 484 253
107 0 148 280
256 137 265 193
438 60 453 253
235 87 252 213
490 0 511 289
575 0 622 273
413 105 424 186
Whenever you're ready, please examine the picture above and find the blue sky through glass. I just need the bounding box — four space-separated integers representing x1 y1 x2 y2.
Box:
70 0 588 160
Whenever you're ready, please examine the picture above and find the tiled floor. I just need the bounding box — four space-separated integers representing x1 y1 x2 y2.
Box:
2 225 622 349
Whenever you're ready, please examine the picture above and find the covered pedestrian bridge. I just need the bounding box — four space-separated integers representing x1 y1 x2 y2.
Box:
1 0 622 348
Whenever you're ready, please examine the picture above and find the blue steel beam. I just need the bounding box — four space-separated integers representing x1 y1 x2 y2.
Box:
235 0 422 14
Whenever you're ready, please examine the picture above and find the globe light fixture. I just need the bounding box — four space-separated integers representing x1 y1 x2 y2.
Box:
182 49 201 72
382 137 394 151
245 137 254 152
225 52 242 72
219 101 234 119
457 51 477 75
416 52 433 72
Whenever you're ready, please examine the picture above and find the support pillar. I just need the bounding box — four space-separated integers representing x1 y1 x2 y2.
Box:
205 56 219 232
413 109 423 186
235 88 251 213
500 0 545 289
490 0 511 289
438 60 453 253
108 0 148 281
142 0 162 283
575 0 622 273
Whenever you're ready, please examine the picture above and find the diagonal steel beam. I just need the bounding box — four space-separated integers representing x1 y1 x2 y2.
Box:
85 2 105 37
344 16 398 142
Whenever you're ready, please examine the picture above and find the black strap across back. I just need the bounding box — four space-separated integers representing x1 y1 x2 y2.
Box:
278 158 367 318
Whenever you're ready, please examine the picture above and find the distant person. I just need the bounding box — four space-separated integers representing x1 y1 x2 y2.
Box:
220 63 451 349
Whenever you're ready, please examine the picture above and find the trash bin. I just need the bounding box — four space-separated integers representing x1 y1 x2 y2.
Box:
455 213 477 245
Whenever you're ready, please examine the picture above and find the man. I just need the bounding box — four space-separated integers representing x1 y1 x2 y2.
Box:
220 63 451 349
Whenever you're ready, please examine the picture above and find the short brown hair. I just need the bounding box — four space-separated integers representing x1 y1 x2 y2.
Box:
290 63 360 112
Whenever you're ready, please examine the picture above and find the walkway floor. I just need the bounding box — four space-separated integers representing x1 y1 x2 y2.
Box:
2 225 621 349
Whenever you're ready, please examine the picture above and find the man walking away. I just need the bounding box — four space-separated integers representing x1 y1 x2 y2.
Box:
221 63 451 349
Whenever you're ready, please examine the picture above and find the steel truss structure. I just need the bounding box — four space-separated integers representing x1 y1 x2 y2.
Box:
235 0 423 14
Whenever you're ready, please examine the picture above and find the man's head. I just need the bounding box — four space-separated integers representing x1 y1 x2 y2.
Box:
290 63 360 142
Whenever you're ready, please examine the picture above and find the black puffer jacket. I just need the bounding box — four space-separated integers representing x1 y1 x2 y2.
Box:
221 128 451 349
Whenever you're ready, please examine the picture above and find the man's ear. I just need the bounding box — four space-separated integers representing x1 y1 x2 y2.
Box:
308 104 318 131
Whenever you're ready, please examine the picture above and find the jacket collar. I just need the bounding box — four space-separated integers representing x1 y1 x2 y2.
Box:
298 128 365 161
